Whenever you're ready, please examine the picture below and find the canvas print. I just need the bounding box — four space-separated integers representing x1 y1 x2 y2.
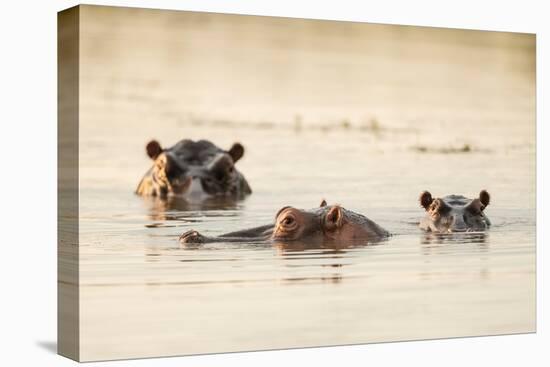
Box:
58 5 536 362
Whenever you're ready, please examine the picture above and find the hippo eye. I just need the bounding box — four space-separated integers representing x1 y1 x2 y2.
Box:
166 163 184 180
467 208 482 216
282 216 294 226
215 171 225 181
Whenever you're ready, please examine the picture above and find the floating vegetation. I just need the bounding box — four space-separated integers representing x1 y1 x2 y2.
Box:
339 119 351 129
411 143 490 154
359 118 382 133
180 114 401 135
316 117 386 134
187 117 276 130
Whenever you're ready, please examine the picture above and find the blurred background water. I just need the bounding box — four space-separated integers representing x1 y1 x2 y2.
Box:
74 6 535 361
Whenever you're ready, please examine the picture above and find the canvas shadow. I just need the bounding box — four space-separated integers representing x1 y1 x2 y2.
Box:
36 340 57 354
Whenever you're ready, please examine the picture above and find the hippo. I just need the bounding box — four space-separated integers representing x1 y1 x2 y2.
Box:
179 200 390 245
136 139 251 199
418 190 491 233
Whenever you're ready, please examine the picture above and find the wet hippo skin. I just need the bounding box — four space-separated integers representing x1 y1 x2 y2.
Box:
136 139 251 199
419 190 491 233
179 200 390 246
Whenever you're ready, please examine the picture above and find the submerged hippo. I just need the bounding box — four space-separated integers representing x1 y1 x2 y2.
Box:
179 200 389 245
419 190 491 233
136 139 251 199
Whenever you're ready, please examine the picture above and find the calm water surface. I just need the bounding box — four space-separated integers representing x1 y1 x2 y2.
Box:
78 128 535 360
75 7 535 361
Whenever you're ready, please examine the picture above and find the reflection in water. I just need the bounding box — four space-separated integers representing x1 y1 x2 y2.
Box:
420 232 489 256
273 239 386 253
276 244 349 284
420 232 488 245
280 274 344 285
275 240 387 284
142 195 243 222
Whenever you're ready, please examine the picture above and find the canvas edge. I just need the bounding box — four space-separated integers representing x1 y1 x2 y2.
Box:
57 4 80 362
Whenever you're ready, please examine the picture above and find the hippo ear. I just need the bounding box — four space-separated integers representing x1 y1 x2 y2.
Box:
479 190 490 209
146 140 163 160
320 199 327 207
466 199 484 214
419 191 433 211
324 206 344 231
228 143 244 163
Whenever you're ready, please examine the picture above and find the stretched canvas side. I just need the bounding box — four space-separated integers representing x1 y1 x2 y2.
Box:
57 5 80 362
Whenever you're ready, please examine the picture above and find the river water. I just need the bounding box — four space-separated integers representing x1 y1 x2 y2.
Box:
74 6 535 361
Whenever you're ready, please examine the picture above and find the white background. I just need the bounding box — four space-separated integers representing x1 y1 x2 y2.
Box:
0 0 547 365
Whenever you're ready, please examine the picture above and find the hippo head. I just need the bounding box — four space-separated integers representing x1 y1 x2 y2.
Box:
271 200 389 242
178 199 389 246
419 190 491 233
136 139 251 198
